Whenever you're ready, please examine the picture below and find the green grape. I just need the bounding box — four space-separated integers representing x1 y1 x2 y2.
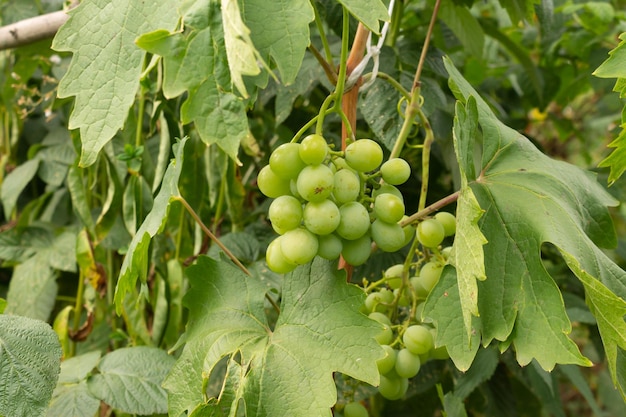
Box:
384 264 404 289
400 215 416 246
280 228 319 265
378 374 409 400
299 134 329 165
303 199 340 235
378 288 394 304
369 312 393 345
341 234 372 265
371 219 406 252
269 143 306 179
296 164 334 202
268 195 302 234
434 211 456 236
336 202 370 240
441 246 452 260
345 139 383 172
266 237 297 273
332 156 353 171
403 325 434 355
343 402 369 417
410 277 430 300
364 292 381 312
394 288 409 307
419 262 443 294
416 218 445 248
333 169 361 204
289 179 301 199
372 183 403 202
317 234 342 260
368 311 391 326
414 302 425 322
373 193 405 224
377 345 397 375
257 165 291 198
394 348 421 378
380 158 411 185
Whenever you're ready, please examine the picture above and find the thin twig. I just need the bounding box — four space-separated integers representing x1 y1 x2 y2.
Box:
413 0 442 90
400 191 460 226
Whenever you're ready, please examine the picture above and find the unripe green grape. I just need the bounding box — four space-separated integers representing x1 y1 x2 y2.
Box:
384 264 404 289
343 402 369 417
394 348 421 378
371 219 406 252
416 218 445 248
369 312 393 345
269 143 306 179
296 164 334 202
341 234 372 266
380 158 411 185
257 165 291 198
372 184 403 202
268 195 302 234
414 302 425 322
299 134 329 165
410 277 430 300
332 156 353 172
280 228 319 265
317 234 342 260
368 311 391 326
336 202 370 240
373 193 405 224
345 139 383 172
289 179 301 199
393 288 410 307
266 237 297 273
303 199 340 235
333 169 361 204
441 246 452 260
377 345 397 375
400 215 416 246
434 211 456 236
419 262 443 294
378 374 409 400
403 325 434 355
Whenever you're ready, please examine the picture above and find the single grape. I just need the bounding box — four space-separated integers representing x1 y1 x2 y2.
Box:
394 288 410 307
343 402 369 417
372 183 404 202
441 246 452 260
303 199 340 235
434 211 456 236
394 348 421 378
403 325 434 355
266 237 297 273
414 302 425 322
419 262 443 294
373 193 405 224
371 219 406 252
296 164 334 202
380 158 411 185
345 139 383 172
416 218 445 248
280 228 319 265
384 264 404 290
369 312 393 345
378 374 409 400
299 134 329 165
341 234 372 265
377 345 397 375
269 143 306 179
257 165 291 198
336 202 370 240
317 234 343 260
410 277 430 300
268 195 302 234
400 215 416 246
368 311 391 326
333 169 361 204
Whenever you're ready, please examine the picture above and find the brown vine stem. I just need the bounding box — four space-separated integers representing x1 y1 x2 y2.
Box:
400 190 460 227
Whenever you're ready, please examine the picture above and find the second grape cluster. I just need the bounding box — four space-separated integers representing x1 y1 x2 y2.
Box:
258 134 413 273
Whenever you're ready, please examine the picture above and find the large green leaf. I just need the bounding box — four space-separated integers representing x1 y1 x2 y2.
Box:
0 157 39 215
443 57 626 389
337 0 389 33
51 0 179 166
87 347 175 415
0 314 62 417
164 256 384 417
114 137 188 314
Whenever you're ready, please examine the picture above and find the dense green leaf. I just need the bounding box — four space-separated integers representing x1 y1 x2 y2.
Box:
114 137 188 314
51 0 179 166
164 256 384 417
1 157 40 215
337 0 389 33
87 346 175 415
445 57 626 379
0 314 62 417
5 257 56 321
47 381 100 417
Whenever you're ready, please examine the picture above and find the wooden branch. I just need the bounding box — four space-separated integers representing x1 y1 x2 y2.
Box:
0 9 72 51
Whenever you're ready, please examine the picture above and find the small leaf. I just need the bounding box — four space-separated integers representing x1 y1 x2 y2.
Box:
1 158 40 215
593 33 626 79
114 137 188 314
337 0 389 33
5 257 57 321
51 0 179 166
438 0 484 58
87 346 175 415
0 314 62 417
47 381 100 417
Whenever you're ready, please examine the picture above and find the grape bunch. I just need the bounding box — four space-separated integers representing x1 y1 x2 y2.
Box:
258 134 414 273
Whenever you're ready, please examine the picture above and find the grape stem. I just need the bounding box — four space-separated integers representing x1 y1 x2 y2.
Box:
400 191 460 227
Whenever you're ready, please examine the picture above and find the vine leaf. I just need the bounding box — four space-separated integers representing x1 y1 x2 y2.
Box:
51 0 179 167
444 57 626 386
136 2 247 161
337 0 389 33
0 314 62 417
114 137 188 314
164 256 384 417
593 32 626 184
